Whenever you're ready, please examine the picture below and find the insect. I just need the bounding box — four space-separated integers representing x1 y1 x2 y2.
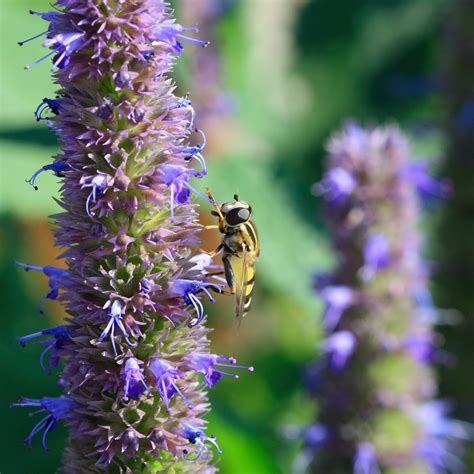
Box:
205 188 259 320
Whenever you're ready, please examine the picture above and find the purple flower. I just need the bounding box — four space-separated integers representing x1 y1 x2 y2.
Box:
403 162 452 205
15 262 69 313
80 174 108 218
18 325 71 372
171 278 224 326
317 285 354 330
154 23 209 53
185 352 254 387
11 396 77 449
360 233 391 280
121 357 150 400
182 424 222 461
34 97 61 122
323 331 356 370
25 161 69 190
413 401 472 473
354 443 380 474
179 129 207 176
159 164 207 221
98 300 136 357
313 167 356 204
149 358 192 411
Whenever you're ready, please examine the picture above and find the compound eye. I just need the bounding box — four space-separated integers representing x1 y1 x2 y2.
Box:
226 207 250 225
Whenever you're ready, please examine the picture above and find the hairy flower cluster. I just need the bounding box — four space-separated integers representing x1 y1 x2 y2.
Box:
299 124 470 473
13 2 253 472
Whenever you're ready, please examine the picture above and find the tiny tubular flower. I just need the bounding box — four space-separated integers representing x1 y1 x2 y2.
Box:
179 129 207 177
160 164 207 221
18 325 71 372
171 278 224 326
149 358 193 411
360 233 391 280
312 167 356 204
26 161 69 190
34 97 61 121
154 23 210 53
185 352 254 387
323 331 356 371
317 285 354 331
174 94 196 129
11 396 77 450
354 443 381 474
15 262 69 313
80 174 108 218
98 300 137 357
182 424 222 461
121 357 150 400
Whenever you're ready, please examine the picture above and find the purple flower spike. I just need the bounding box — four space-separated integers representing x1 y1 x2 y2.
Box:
323 331 356 370
11 396 77 450
121 357 150 400
306 124 466 471
98 300 136 357
25 161 69 190
182 424 222 461
354 443 380 474
15 262 69 313
185 352 254 387
15 2 250 469
149 358 193 411
18 325 71 372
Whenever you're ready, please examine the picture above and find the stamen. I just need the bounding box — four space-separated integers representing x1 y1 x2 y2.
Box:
18 31 48 46
24 50 55 69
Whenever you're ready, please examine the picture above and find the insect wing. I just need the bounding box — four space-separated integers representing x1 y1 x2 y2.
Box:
233 247 255 320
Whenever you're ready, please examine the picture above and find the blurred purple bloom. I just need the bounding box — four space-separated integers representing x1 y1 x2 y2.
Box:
11 396 77 449
354 443 380 474
360 234 391 280
403 162 452 205
323 331 356 370
186 352 254 387
414 401 472 473
318 285 354 330
313 167 356 204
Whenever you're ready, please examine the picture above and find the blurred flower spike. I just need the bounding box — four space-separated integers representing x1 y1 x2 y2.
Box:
299 123 469 472
13 1 251 471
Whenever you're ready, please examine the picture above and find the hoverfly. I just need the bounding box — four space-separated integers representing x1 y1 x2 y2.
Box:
205 188 259 320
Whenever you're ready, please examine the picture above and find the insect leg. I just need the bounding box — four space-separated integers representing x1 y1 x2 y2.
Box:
223 255 236 294
207 243 224 258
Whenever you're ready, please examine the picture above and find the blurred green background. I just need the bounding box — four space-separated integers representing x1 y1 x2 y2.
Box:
0 0 468 473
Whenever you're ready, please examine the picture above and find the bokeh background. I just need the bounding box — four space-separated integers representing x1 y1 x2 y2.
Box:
1 0 472 473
